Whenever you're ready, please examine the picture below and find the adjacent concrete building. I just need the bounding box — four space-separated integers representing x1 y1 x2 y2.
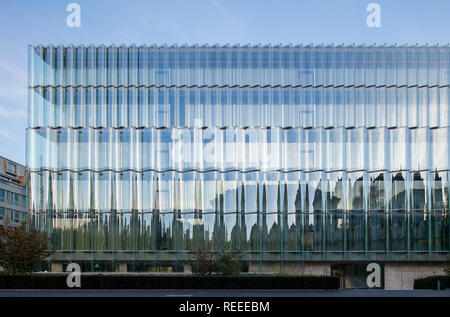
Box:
0 156 27 226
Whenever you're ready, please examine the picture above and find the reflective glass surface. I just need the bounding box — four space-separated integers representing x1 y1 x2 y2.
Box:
28 45 450 265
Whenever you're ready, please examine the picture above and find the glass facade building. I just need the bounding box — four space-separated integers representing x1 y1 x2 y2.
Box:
28 45 450 272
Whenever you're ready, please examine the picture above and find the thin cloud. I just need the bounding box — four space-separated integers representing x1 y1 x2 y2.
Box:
0 61 27 103
0 61 27 84
0 105 27 118
210 0 247 36
0 128 12 140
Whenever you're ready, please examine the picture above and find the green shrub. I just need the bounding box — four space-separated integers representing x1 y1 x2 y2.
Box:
0 274 340 289
190 249 243 276
190 248 215 276
213 253 243 276
414 276 450 290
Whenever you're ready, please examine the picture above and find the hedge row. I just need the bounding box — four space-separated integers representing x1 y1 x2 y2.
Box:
0 274 339 289
414 276 450 290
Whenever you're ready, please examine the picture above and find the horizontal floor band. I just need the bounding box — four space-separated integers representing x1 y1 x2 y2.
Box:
27 125 450 130
30 84 450 89
29 211 446 215
27 168 450 174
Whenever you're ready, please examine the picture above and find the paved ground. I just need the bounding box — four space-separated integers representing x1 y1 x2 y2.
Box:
0 289 449 297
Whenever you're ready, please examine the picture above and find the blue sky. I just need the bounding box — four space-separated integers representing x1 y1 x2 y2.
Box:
0 0 449 165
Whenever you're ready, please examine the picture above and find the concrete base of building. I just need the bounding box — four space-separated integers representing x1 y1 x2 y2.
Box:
45 260 445 290
119 263 127 273
184 265 192 274
248 262 331 276
248 262 445 290
51 263 63 273
384 262 445 290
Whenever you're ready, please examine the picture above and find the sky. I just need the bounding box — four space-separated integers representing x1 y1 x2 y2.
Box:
0 0 449 165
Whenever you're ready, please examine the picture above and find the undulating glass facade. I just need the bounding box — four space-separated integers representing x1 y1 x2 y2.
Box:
28 45 450 271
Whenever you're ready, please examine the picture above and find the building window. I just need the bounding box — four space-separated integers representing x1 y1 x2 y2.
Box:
0 189 4 202
13 210 19 223
3 208 10 220
6 162 16 175
0 207 4 219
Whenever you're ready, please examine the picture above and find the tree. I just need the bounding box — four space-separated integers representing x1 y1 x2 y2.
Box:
213 252 243 276
191 247 244 276
191 247 216 276
0 222 52 274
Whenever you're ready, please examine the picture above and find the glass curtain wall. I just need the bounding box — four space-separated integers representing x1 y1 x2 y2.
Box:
28 45 450 267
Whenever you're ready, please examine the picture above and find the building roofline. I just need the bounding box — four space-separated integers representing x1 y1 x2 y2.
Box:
0 155 25 168
28 43 450 49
